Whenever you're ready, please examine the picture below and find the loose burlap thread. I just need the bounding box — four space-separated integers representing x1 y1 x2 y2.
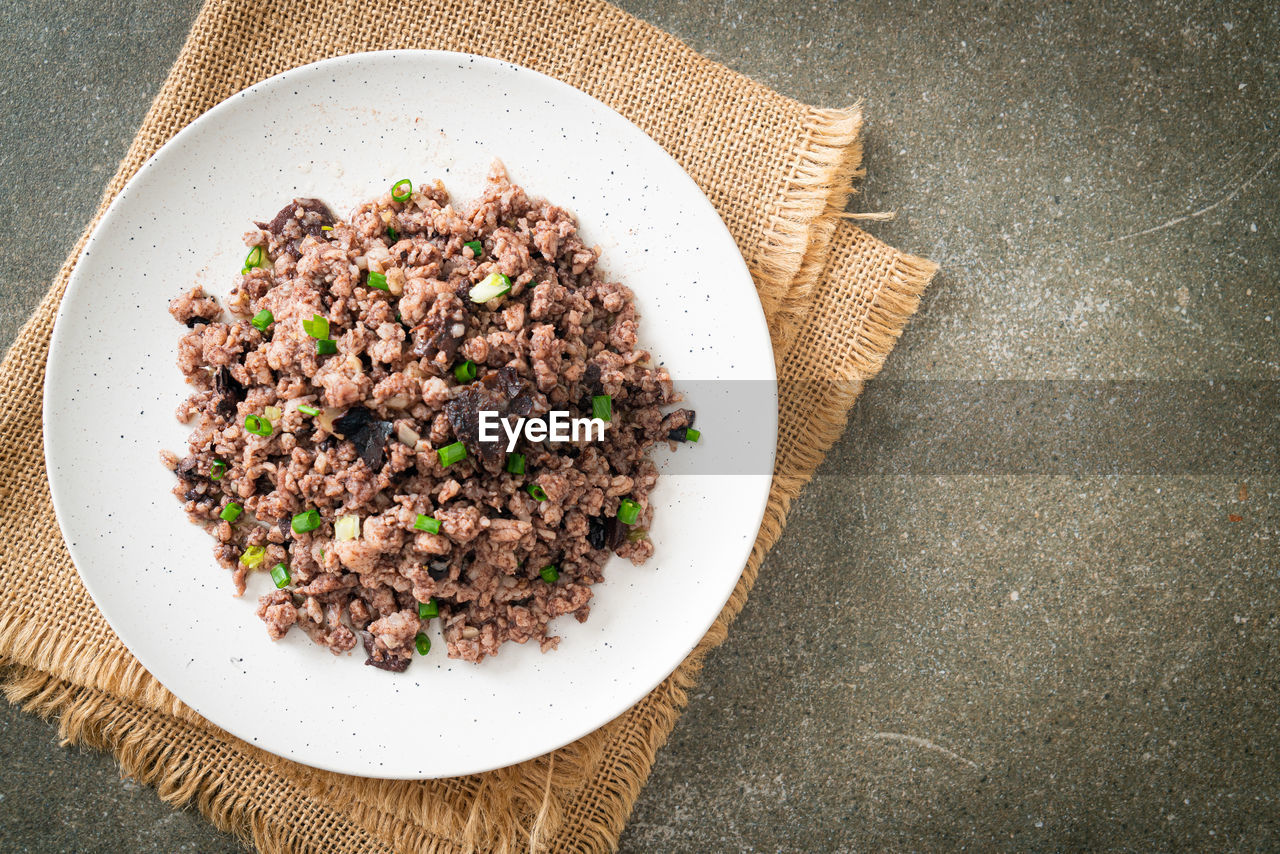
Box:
0 0 937 851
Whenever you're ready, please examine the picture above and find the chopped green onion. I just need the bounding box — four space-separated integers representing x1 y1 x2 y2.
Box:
244 414 272 437
685 428 701 443
297 404 320 417
270 563 291 589
627 528 650 543
415 633 431 655
464 240 483 258
334 514 360 541
454 360 477 382
387 226 399 242
367 271 389 291
219 502 242 523
468 271 512 304
617 498 641 526
527 483 548 502
302 314 329 339
592 394 612 422
244 245 266 269
418 599 438 619
506 453 525 475
540 565 559 583
263 405 281 422
413 514 442 534
320 225 333 232
437 442 467 467
316 339 337 355
391 178 413 202
251 309 273 331
239 546 265 568
291 508 321 533
210 460 227 480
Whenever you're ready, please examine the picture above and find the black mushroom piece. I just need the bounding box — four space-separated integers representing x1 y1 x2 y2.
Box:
582 362 603 396
184 312 218 329
255 198 336 258
257 197 336 238
587 515 608 549
332 405 394 470
212 365 245 420
361 633 411 672
485 366 534 417
664 408 697 442
409 293 468 365
588 515 628 552
173 456 202 483
173 457 208 502
445 387 509 463
445 368 535 462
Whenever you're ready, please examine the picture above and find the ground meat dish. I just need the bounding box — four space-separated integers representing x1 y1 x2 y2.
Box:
163 163 695 669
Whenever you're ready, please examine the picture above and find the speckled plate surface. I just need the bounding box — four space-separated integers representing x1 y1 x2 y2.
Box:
43 51 775 779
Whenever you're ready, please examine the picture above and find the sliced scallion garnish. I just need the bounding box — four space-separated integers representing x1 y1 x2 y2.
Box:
454 360 477 382
468 271 512 304
437 442 467 467
413 514 442 534
527 484 548 502
297 404 320 417
239 546 265 568
244 245 266 269
219 502 242 523
291 508 321 533
391 179 413 202
316 339 337 355
210 460 227 480
270 563 291 589
366 271 388 291
387 226 399 242
415 633 431 655
244 414 272 437
251 309 273 331
506 453 525 475
617 498 641 526
540 565 559 583
592 394 612 422
685 428 701 443
302 314 329 339
464 240 483 258
418 599 438 619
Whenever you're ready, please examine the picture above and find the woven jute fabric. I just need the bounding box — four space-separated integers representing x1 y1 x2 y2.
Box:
0 0 936 851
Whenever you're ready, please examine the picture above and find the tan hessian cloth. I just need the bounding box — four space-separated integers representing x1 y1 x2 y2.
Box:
0 0 937 851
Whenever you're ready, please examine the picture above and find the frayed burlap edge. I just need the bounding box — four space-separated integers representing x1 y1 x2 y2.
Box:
754 105 865 353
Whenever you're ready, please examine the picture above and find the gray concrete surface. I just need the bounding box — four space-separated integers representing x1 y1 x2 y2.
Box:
1 0 1277 851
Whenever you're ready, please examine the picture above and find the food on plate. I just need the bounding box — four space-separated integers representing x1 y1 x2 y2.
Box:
162 164 696 670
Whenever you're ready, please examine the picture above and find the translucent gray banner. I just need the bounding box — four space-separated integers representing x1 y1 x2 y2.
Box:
655 380 1279 476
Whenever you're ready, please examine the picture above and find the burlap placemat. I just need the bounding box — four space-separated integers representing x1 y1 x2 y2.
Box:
0 0 936 851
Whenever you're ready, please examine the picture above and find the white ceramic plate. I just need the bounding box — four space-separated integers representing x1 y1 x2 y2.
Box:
44 51 776 778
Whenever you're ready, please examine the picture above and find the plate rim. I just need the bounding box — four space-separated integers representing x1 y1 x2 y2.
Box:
42 48 778 778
